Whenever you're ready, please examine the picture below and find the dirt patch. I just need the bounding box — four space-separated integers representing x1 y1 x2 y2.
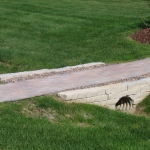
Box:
65 114 72 118
134 106 150 118
131 28 150 44
74 112 93 128
82 112 93 120
22 102 57 122
76 122 90 128
0 61 12 67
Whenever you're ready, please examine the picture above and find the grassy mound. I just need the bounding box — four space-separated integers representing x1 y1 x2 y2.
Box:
1 95 150 150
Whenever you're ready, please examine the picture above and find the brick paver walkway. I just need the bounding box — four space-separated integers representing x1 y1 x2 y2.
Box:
0 58 150 102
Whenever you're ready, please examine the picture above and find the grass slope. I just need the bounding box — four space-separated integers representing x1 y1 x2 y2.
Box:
0 0 150 73
1 96 150 150
136 94 150 117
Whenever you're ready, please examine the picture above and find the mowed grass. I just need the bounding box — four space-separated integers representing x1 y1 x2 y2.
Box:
1 96 150 150
0 0 150 73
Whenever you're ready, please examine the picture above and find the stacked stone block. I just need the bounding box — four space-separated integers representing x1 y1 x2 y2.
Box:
58 77 150 109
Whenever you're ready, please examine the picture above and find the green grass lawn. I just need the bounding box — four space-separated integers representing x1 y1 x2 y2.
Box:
1 95 150 150
0 0 150 73
1 1 150 149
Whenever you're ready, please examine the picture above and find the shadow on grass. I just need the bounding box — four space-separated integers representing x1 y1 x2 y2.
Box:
136 94 150 117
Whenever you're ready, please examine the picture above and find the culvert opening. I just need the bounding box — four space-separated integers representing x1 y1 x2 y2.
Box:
115 95 134 110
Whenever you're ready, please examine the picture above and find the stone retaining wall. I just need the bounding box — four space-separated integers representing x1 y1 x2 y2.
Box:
58 77 150 109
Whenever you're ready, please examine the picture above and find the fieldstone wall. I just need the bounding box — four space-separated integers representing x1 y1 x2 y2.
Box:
58 77 150 110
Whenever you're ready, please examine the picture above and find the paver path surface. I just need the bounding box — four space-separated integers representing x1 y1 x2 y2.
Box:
0 58 150 102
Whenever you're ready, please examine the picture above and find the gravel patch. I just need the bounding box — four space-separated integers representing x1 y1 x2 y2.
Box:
0 62 106 83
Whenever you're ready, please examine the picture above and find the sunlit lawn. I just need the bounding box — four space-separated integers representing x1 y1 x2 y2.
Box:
0 0 150 73
1 1 150 149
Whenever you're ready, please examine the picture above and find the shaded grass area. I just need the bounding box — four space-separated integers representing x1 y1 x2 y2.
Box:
136 94 150 117
1 96 150 150
0 0 150 73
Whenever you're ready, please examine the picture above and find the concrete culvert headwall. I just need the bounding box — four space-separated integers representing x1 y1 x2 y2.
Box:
58 77 150 110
